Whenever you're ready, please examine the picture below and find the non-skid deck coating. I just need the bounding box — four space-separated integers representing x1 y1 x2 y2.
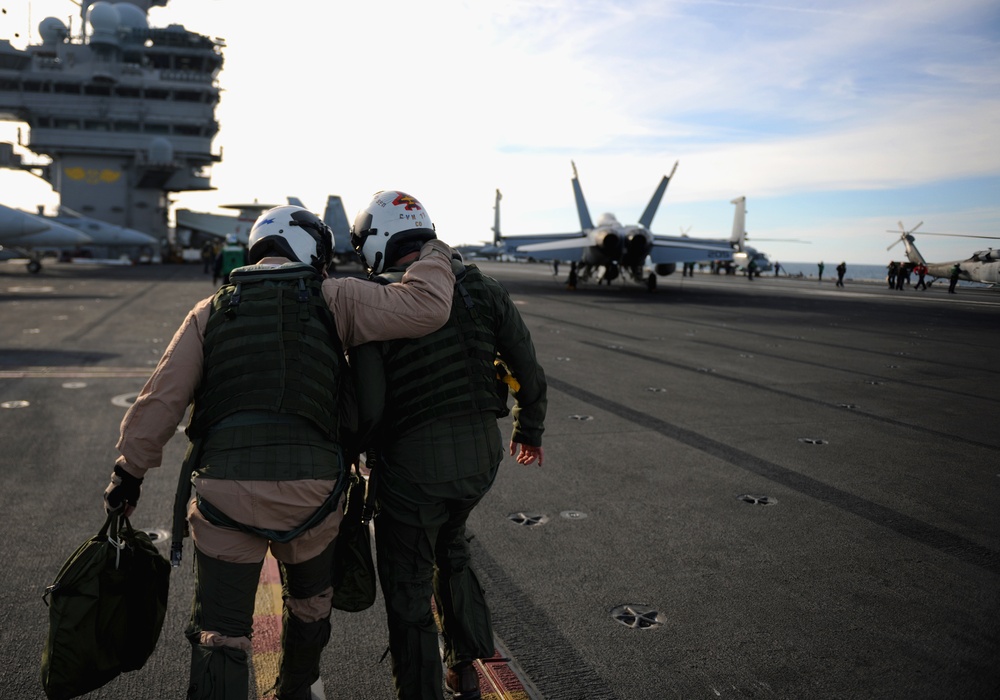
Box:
2 259 998 699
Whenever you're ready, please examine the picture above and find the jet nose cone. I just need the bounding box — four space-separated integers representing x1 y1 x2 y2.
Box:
0 204 53 239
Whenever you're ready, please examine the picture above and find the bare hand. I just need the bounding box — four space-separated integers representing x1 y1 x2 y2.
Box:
509 441 544 466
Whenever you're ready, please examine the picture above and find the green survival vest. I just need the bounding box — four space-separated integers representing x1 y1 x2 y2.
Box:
190 263 343 448
376 262 505 434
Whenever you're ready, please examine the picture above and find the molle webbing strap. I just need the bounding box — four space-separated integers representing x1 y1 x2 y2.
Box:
194 417 343 482
191 264 341 440
382 266 504 434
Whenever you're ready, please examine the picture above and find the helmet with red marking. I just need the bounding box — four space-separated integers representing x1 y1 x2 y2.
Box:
350 191 436 275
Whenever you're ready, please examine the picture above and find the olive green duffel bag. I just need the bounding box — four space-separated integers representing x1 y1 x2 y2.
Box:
40 511 170 699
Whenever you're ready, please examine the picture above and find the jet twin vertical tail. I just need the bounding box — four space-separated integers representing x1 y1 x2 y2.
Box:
638 161 678 229
323 195 352 255
570 161 594 231
287 195 353 256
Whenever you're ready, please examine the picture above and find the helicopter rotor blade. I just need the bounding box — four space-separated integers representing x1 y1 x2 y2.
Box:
884 230 1000 240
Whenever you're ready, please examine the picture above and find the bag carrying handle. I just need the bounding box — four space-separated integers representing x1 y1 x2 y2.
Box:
43 511 128 606
107 511 137 570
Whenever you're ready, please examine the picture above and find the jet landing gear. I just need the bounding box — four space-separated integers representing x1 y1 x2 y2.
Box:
646 273 657 292
16 250 45 274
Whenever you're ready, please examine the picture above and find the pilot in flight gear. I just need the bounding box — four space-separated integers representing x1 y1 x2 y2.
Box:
104 204 459 700
348 190 547 700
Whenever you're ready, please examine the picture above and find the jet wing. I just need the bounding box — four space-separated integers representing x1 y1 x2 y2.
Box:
505 233 588 260
175 209 238 239
649 236 733 264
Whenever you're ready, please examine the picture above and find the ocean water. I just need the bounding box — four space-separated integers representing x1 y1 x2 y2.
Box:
770 262 889 282
767 261 989 288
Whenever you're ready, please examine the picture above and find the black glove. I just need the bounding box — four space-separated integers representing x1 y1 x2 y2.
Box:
104 464 143 513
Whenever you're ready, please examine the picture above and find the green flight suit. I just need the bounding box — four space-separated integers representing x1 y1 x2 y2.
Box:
350 260 546 700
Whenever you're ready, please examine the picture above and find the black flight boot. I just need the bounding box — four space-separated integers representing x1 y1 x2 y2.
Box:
444 661 481 700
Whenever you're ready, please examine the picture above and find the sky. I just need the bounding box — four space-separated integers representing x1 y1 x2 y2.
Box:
1 0 998 265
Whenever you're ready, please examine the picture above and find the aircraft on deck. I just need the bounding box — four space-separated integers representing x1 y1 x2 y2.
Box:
286 196 359 268
727 196 810 274
0 202 92 272
50 207 158 248
888 222 1000 286
455 191 523 261
176 197 358 269
175 202 277 244
728 196 772 273
497 162 733 290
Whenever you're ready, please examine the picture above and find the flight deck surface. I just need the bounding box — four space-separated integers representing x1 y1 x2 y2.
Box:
1 260 997 699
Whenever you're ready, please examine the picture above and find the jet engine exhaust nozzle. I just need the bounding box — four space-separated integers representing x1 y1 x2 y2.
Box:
598 232 622 258
624 233 651 264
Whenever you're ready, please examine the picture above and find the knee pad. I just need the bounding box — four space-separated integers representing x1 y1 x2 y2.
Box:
284 586 333 625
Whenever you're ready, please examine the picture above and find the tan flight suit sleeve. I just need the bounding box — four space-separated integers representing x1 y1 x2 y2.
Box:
324 239 456 349
115 297 212 479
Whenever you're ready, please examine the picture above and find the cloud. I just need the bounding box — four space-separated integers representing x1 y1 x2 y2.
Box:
2 0 996 264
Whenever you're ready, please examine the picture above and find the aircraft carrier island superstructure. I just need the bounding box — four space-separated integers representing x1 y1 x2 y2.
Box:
0 0 223 241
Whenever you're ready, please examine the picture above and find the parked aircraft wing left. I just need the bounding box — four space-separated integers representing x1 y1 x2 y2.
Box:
55 207 158 246
176 209 238 239
0 203 91 247
511 233 592 261
515 235 591 252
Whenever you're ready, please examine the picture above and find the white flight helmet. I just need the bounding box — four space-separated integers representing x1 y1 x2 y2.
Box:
247 205 333 272
350 191 436 275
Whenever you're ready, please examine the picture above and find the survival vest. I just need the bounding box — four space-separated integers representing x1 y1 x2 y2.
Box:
190 263 342 441
375 262 505 434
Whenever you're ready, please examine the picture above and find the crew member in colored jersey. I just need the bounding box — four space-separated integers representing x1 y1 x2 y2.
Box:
348 191 547 700
102 204 458 700
948 263 962 293
212 232 248 285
